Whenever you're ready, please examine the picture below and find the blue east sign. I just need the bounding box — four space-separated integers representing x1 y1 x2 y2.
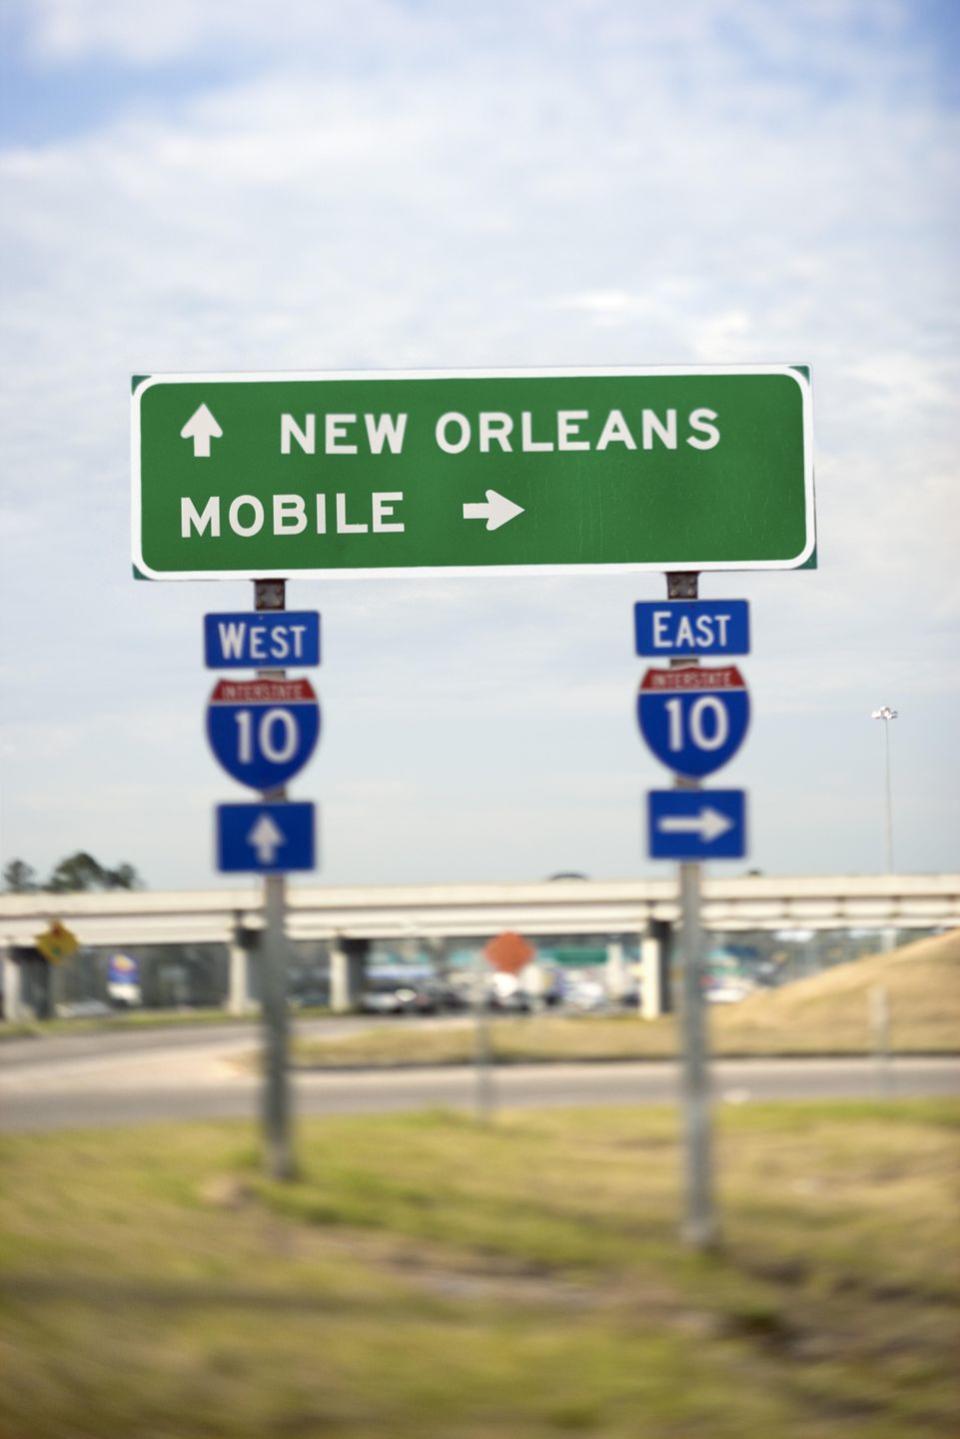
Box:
204 610 320 669
647 789 746 861
217 800 316 874
637 664 749 778
206 677 320 790
634 600 749 658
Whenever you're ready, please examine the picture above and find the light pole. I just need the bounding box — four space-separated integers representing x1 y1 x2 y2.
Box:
871 706 898 953
871 706 898 873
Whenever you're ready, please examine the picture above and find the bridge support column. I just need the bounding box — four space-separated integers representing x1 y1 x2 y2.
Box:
330 939 368 1013
641 921 673 1019
228 943 254 1015
2 947 24 1022
604 940 628 1004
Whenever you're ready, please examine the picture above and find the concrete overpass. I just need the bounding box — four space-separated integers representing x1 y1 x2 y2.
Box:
1 874 957 948
3 874 957 1018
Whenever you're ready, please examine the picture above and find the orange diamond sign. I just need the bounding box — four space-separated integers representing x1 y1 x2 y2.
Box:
484 931 535 976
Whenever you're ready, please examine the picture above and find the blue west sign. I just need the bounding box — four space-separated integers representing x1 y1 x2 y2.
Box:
204 611 320 669
637 665 749 779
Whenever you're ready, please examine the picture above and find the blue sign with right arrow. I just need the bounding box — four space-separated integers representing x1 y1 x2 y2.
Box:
648 790 746 861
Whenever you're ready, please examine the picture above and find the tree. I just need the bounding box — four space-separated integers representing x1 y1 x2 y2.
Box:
105 862 141 891
45 852 144 893
2 853 145 894
2 859 38 893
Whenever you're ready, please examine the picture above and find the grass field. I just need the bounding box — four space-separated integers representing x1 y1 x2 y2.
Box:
291 929 960 1068
1 1101 958 1438
0 1004 330 1043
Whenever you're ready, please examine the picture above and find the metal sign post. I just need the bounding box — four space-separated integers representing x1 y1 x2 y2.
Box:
637 569 752 1247
254 578 295 1181
678 842 715 1246
473 948 495 1122
666 572 717 1250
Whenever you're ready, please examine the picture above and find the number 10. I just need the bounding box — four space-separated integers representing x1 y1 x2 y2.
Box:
665 695 729 751
234 708 298 764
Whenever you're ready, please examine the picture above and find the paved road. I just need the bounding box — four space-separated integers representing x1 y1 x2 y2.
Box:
1 1024 957 1131
0 1014 417 1070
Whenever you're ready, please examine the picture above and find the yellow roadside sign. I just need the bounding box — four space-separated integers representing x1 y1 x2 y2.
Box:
35 921 80 965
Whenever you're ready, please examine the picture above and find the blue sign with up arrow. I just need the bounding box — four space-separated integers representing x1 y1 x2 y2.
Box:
216 801 316 874
648 790 746 861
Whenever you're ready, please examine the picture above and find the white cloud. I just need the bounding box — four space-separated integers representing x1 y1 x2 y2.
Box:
846 353 954 413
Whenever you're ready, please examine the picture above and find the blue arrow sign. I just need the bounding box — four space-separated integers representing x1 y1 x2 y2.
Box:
648 790 746 860
634 600 749 658
637 665 749 778
204 611 320 669
206 677 320 790
216 801 316 874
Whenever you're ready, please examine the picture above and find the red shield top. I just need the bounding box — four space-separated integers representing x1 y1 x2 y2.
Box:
639 665 746 693
209 677 317 705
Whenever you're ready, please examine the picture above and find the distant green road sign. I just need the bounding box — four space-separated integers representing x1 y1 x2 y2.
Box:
131 367 814 579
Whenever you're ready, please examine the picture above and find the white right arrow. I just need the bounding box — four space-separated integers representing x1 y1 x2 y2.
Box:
180 403 223 458
658 807 733 843
248 813 285 865
462 489 525 531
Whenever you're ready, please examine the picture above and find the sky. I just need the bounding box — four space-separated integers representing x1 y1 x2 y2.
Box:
1 0 958 893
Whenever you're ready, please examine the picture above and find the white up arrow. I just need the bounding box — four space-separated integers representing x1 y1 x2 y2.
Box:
180 403 223 458
248 813 285 865
462 489 524 532
658 807 733 843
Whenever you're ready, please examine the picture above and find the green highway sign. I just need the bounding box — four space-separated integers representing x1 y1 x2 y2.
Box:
131 367 814 579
